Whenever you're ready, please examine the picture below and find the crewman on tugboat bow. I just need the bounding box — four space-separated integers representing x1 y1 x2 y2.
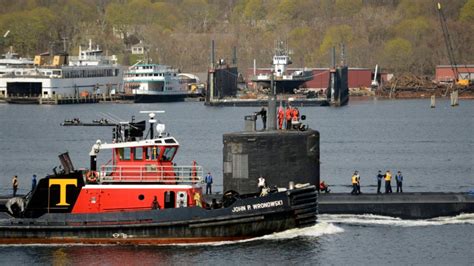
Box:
151 196 160 210
194 192 202 207
205 172 213 195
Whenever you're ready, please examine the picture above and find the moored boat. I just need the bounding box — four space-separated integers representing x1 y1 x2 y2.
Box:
0 111 317 244
251 41 313 94
0 40 122 104
123 64 193 103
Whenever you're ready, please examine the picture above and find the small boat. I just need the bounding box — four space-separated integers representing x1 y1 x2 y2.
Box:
61 118 116 126
0 111 317 244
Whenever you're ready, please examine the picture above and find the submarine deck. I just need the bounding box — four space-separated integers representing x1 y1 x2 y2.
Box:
318 192 474 219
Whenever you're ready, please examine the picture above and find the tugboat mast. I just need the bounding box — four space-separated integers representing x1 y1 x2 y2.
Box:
140 110 165 139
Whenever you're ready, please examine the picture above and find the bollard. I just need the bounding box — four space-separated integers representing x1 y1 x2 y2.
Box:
430 95 435 108
244 115 256 131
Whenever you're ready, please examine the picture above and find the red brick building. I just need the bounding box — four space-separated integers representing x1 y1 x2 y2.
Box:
435 65 474 83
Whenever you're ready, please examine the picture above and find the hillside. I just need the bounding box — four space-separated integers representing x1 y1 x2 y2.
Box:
0 0 473 76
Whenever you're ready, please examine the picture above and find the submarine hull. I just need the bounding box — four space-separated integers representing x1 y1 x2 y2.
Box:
318 192 474 219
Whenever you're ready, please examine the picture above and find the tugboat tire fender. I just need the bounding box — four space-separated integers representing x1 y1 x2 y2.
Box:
6 197 25 217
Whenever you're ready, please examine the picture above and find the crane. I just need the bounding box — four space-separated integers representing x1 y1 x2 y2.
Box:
436 2 470 86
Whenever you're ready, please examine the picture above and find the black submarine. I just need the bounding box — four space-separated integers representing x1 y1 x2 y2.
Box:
219 92 474 219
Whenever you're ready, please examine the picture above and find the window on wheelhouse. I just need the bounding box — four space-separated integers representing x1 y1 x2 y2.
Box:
161 147 177 162
117 147 131 161
145 146 161 161
134 147 143 160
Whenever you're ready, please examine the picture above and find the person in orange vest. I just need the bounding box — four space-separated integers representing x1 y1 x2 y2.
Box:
285 106 292 130
277 106 284 130
293 107 299 120
291 107 300 129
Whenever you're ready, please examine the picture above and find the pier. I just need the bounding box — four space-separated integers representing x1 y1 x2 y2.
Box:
2 94 133 105
206 97 329 107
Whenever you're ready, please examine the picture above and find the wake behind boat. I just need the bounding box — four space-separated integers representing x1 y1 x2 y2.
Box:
0 111 317 244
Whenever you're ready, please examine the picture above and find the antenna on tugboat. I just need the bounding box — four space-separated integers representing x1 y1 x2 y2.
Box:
140 111 165 139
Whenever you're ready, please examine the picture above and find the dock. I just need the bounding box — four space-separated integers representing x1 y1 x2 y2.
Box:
318 192 474 219
3 94 134 105
206 98 329 107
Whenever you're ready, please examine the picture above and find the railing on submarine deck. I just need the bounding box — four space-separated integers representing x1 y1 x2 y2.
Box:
98 164 203 184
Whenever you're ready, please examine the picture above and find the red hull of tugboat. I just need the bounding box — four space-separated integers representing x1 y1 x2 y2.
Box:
0 236 251 245
71 185 202 213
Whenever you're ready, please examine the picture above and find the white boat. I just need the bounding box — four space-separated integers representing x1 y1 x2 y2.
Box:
0 49 34 77
0 40 122 103
123 63 191 103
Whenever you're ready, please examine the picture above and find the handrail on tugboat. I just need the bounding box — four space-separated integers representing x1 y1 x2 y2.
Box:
98 164 203 184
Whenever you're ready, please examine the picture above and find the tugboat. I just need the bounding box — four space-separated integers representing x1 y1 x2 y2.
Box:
0 111 317 244
251 40 313 94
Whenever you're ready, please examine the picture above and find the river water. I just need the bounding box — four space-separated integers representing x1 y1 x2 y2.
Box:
0 99 472 265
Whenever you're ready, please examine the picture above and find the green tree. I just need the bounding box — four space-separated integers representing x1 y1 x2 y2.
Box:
288 26 314 66
0 7 57 56
51 0 97 46
276 0 298 20
397 0 432 19
460 0 474 22
180 0 218 32
150 2 182 31
383 37 413 72
335 0 363 17
319 25 353 55
393 16 430 44
105 2 133 38
243 0 266 22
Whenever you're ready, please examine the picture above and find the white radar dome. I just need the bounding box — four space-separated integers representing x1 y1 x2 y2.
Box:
156 123 165 135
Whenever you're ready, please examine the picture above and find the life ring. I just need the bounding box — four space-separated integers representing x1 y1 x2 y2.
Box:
86 171 99 183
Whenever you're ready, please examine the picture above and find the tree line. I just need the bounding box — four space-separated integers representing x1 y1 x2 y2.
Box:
0 0 473 76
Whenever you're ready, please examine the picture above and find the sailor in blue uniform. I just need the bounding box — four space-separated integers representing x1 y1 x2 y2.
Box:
205 172 213 195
